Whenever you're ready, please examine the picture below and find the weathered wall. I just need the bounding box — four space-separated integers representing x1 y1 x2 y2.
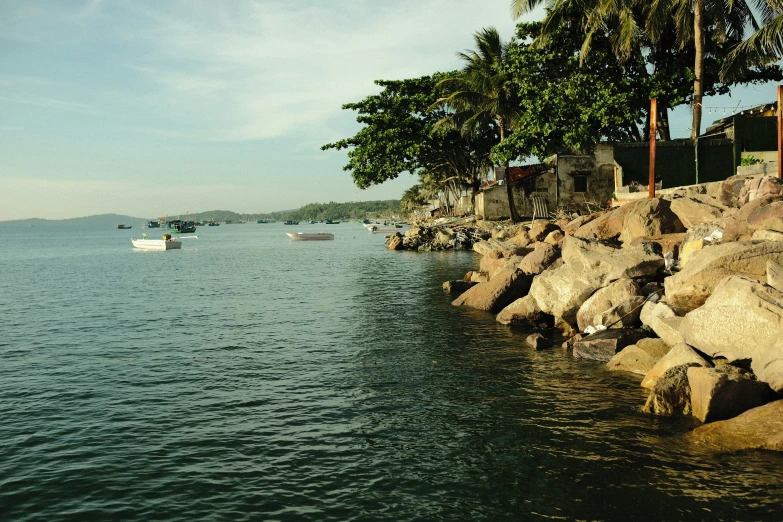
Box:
556 144 615 211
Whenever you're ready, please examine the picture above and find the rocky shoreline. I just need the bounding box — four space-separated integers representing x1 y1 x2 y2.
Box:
388 173 783 452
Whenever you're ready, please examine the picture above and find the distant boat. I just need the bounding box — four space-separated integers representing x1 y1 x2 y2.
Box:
284 220 299 225
324 219 340 224
131 234 182 250
145 221 160 228
167 220 197 233
257 219 273 224
368 225 404 233
208 222 220 226
286 232 334 241
116 224 132 229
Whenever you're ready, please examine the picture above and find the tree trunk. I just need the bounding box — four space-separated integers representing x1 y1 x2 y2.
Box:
691 0 705 139
658 100 671 141
499 121 522 223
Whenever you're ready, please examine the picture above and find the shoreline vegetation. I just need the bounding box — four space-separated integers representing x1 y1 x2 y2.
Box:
387 173 783 452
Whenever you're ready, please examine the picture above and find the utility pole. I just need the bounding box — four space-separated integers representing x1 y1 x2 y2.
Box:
778 85 782 179
649 98 657 198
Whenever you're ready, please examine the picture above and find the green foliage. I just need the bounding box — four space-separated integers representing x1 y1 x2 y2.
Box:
175 201 401 223
741 155 764 166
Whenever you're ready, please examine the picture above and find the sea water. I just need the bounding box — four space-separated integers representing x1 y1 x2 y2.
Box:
1 223 782 521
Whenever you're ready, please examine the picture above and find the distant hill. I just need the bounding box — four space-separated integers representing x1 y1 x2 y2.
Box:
0 213 147 227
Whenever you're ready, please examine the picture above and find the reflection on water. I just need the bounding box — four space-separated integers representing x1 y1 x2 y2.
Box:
0 223 782 521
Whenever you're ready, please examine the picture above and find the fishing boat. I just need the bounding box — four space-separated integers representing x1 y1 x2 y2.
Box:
208 222 220 226
167 220 197 233
324 219 340 224
131 233 182 250
116 224 132 229
286 232 334 241
145 221 160 228
284 220 299 225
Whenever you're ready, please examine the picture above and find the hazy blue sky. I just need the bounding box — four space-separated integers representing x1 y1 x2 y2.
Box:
0 1 779 220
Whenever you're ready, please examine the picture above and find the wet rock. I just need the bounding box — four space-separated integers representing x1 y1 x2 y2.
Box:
619 198 685 244
576 278 640 332
688 365 776 423
688 399 783 452
572 328 649 362
442 280 478 294
451 268 533 313
642 364 695 416
386 233 403 250
663 241 783 310
607 338 671 375
466 270 490 283
496 295 554 328
679 276 783 361
641 343 713 389
526 333 552 350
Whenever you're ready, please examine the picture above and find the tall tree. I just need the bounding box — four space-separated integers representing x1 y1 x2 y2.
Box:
432 27 523 222
511 0 779 138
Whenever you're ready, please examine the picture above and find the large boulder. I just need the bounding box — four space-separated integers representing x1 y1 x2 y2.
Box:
679 276 783 361
481 255 525 280
752 229 783 242
768 259 783 292
572 328 649 361
529 237 664 326
528 221 560 242
452 268 532 313
607 338 671 375
576 278 640 332
722 195 783 242
688 399 783 451
751 330 783 394
386 233 403 250
737 175 783 206
663 241 783 310
517 243 560 276
688 365 776 423
747 200 783 234
563 213 598 235
639 301 684 347
472 239 529 258
594 296 647 329
670 197 724 229
496 295 554 328
718 174 754 208
619 198 685 244
573 205 635 241
630 233 687 258
641 364 695 415
442 280 478 295
641 343 713 389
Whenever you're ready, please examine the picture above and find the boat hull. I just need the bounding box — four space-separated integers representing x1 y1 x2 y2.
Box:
286 232 334 241
131 238 182 250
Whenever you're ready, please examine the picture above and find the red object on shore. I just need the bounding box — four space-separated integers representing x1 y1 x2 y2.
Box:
649 98 657 198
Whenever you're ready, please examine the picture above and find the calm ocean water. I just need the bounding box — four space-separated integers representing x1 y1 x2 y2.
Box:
1 222 782 521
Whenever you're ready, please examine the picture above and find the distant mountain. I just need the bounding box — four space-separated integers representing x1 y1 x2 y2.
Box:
0 213 148 227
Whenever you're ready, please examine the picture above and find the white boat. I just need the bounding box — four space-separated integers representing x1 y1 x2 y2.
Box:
368 225 404 233
131 234 182 250
286 232 334 241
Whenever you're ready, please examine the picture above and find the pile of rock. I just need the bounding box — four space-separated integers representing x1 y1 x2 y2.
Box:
386 222 493 252
441 173 783 451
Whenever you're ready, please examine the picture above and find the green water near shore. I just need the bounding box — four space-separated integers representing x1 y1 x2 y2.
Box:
1 223 782 521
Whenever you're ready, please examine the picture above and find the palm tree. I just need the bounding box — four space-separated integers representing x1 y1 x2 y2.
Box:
722 6 783 80
401 185 425 215
512 0 769 138
430 27 523 222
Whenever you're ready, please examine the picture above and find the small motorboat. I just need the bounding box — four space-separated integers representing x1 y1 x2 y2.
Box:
284 220 299 225
208 222 220 226
368 225 404 233
116 224 132 229
131 233 196 250
286 232 334 241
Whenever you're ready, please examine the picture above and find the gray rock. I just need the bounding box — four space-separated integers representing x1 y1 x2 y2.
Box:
688 399 783 451
642 364 695 416
572 328 649 361
679 275 783 361
451 268 532 313
641 343 713 389
688 365 776 423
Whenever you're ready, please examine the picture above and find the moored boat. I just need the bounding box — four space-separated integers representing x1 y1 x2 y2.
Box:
286 232 334 241
167 220 197 233
284 220 299 225
131 234 182 250
116 224 132 229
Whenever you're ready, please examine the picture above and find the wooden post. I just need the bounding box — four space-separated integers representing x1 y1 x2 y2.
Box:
649 98 657 198
778 85 782 179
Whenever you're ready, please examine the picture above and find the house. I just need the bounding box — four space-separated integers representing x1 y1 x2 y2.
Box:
474 144 616 220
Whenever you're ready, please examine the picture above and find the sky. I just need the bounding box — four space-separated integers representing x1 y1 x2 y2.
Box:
0 0 779 220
